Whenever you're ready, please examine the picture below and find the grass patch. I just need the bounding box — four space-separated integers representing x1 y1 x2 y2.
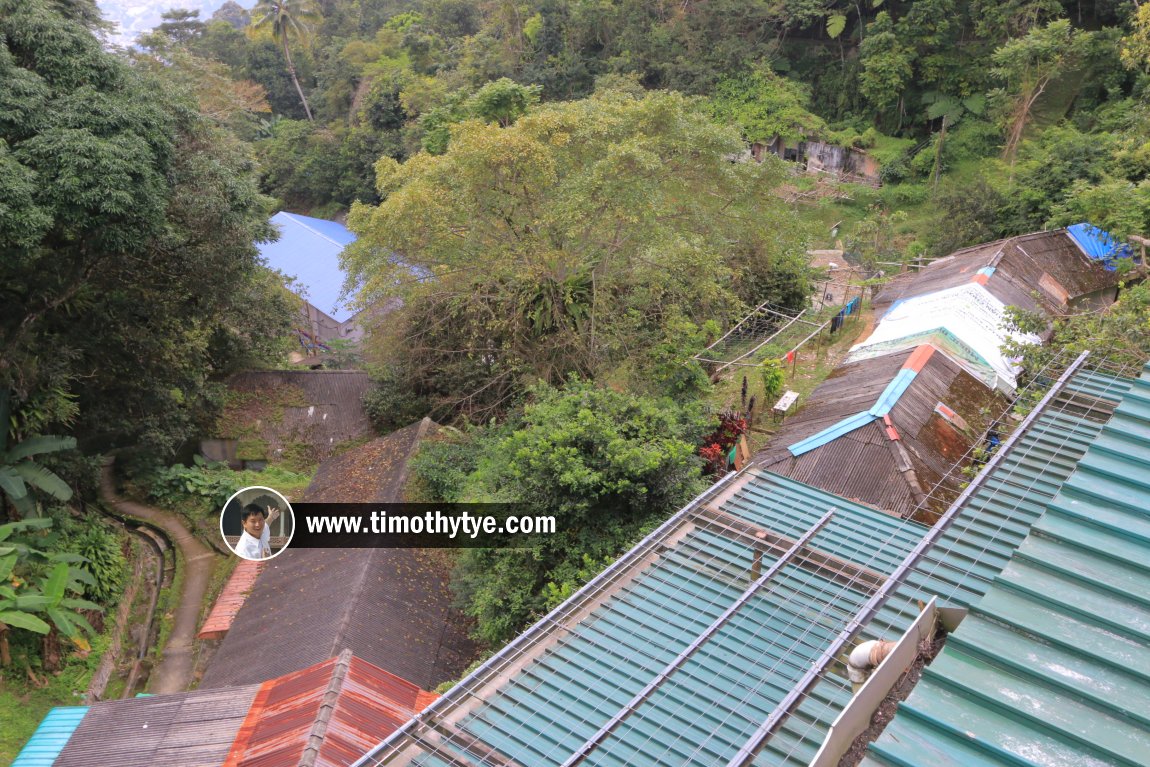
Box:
707 304 872 456
0 627 113 762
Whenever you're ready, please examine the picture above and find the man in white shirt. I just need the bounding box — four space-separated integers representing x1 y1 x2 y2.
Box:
236 504 272 559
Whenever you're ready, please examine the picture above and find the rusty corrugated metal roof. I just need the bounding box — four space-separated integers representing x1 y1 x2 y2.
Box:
874 229 1119 317
757 350 1006 517
197 559 264 640
224 650 436 767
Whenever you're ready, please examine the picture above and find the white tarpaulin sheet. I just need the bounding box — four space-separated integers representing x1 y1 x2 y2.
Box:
848 283 1040 391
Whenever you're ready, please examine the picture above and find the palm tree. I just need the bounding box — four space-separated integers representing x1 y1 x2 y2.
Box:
251 0 318 122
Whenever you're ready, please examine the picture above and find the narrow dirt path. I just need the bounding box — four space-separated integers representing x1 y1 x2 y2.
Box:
99 461 219 693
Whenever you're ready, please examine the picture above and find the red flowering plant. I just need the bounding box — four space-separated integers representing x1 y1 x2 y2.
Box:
699 410 748 475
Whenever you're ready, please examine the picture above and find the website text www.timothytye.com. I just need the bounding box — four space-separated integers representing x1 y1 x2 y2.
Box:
288 503 554 548
304 508 555 537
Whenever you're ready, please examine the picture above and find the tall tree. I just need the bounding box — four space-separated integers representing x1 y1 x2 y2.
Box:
156 8 205 44
345 88 811 417
0 0 292 454
991 19 1093 163
251 0 319 121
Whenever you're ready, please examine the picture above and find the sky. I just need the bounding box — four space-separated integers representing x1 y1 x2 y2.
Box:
96 0 253 45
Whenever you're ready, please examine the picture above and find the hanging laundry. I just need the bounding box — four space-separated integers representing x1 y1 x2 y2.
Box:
785 350 795 364
831 312 844 333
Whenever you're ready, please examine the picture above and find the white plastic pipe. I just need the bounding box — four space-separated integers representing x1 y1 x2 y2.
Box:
847 639 896 683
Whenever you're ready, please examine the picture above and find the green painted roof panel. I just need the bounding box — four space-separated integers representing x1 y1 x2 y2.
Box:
765 364 1137 766
865 361 1150 767
362 470 925 767
364 362 1141 767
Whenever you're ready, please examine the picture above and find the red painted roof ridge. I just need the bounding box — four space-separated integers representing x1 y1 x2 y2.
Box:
903 344 936 374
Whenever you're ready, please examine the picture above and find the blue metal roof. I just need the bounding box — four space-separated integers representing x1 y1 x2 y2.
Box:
356 470 927 767
260 211 358 323
865 360 1150 767
11 706 88 767
1067 222 1134 271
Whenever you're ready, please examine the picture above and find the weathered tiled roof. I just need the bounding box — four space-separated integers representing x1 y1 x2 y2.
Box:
303 418 437 503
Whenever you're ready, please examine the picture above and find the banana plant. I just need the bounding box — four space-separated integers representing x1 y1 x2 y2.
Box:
0 519 100 665
0 389 76 518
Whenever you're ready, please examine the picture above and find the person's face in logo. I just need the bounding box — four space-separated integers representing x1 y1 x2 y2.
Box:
242 508 266 538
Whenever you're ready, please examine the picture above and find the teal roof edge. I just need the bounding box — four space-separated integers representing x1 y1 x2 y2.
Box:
788 410 874 456
788 361 924 456
869 368 918 417
12 706 89 767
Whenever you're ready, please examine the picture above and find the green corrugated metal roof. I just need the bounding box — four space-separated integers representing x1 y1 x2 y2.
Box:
863 402 1118 634
755 366 1134 766
11 706 88 767
362 470 926 767
358 360 1139 767
865 361 1150 767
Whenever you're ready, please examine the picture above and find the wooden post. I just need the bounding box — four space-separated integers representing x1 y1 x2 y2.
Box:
1129 234 1150 267
750 530 768 580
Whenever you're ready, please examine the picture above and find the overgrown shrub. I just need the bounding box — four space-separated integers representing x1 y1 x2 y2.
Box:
144 457 311 514
363 365 431 433
69 526 127 606
441 379 709 645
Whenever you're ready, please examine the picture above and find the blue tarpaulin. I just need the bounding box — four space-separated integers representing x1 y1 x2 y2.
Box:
1067 223 1134 271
